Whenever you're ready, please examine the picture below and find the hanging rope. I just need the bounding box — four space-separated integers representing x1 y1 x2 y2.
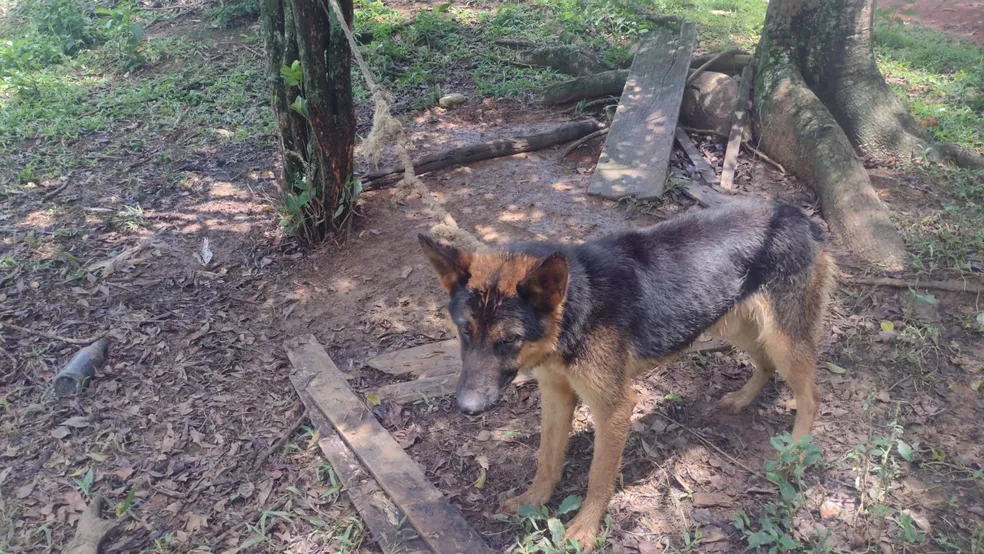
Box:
319 0 486 251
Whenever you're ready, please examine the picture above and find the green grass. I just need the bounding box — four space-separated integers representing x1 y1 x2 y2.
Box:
352 0 765 104
873 22 984 274
875 22 984 152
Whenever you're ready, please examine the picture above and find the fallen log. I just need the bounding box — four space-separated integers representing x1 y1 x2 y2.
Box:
514 45 612 76
689 50 752 75
680 71 741 137
846 277 984 295
541 69 629 105
361 119 604 189
54 338 110 396
65 497 119 554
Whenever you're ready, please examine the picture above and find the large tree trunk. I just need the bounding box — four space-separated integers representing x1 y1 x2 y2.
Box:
754 0 909 269
754 0 984 270
262 0 356 242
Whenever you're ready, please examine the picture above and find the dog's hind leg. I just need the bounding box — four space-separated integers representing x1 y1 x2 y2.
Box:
763 336 820 441
713 297 777 413
501 367 578 513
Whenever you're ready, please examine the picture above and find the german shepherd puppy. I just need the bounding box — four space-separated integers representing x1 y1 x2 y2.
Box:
418 199 836 550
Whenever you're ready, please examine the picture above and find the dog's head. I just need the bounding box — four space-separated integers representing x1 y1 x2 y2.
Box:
418 235 568 415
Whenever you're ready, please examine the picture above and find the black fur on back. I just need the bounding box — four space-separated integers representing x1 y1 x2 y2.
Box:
507 199 823 363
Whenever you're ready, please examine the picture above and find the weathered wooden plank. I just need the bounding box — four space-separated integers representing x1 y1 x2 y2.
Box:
286 334 494 554
367 340 461 379
672 129 728 209
720 64 753 191
370 337 729 404
674 128 719 185
302 395 431 554
588 23 697 200
374 370 535 405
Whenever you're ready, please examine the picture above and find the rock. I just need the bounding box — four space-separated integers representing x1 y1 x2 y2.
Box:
902 290 941 326
439 93 467 108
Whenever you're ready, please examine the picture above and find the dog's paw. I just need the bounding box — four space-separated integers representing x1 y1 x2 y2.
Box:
563 516 601 552
717 390 753 413
499 489 551 514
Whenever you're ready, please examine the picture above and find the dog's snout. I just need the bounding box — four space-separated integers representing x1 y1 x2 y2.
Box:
457 389 493 415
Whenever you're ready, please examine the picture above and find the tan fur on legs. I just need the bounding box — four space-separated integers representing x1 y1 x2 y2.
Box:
712 298 778 412
562 386 636 552
501 367 577 513
764 335 820 441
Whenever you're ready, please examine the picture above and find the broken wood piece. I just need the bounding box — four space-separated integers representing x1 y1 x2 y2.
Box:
674 128 718 184
367 340 462 379
374 372 535 405
54 338 110 396
540 69 629 106
719 64 753 191
588 22 697 200
681 72 740 137
670 170 728 209
286 334 495 554
361 119 604 189
1 321 107 346
304 393 430 554
252 405 307 470
65 497 120 554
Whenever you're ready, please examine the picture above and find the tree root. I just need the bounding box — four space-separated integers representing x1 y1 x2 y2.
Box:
559 128 609 160
847 277 984 295
753 62 907 270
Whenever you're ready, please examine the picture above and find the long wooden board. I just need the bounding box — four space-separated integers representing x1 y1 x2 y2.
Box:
286 334 494 554
588 23 697 200
369 337 729 404
367 340 461 379
303 398 431 554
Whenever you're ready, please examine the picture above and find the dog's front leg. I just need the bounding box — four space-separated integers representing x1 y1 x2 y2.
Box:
563 386 636 552
501 368 577 512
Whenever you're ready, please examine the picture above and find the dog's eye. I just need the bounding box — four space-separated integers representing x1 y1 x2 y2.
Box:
501 334 521 345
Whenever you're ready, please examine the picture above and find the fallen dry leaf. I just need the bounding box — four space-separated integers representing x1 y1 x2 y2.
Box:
62 416 90 428
51 427 71 439
64 490 87 512
15 481 36 499
692 492 733 508
185 512 208 533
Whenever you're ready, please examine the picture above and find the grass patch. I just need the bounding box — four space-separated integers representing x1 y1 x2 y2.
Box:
875 22 984 152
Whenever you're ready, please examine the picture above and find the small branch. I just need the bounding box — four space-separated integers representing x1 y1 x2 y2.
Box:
573 96 619 113
42 180 72 202
0 322 107 346
846 277 984 295
686 48 735 86
0 345 15 366
559 128 609 160
655 412 757 475
253 407 308 470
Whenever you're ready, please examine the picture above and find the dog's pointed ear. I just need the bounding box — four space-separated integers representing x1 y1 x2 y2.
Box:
518 252 568 313
418 234 472 291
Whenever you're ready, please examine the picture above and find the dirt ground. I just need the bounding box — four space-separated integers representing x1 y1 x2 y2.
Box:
881 0 984 46
2 5 984 554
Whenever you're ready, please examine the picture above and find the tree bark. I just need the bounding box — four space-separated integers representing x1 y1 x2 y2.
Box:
754 0 912 269
262 0 356 242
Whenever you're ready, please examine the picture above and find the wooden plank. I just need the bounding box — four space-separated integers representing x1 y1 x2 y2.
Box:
302 396 431 554
374 370 535 405
367 340 461 379
588 23 697 200
286 334 495 554
672 128 728 209
719 64 753 191
370 337 729 404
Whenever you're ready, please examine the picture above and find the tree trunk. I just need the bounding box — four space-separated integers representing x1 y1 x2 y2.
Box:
754 0 912 269
262 0 356 242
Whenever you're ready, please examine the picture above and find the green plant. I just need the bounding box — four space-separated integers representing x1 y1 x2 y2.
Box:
732 433 823 553
94 1 145 70
75 467 95 498
207 0 262 29
875 0 917 28
508 495 591 553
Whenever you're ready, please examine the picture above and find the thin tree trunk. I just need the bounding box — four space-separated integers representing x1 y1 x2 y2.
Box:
262 0 356 242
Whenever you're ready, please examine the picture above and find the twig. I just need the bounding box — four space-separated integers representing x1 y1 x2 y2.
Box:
0 345 16 366
686 48 735 86
655 412 757 475
559 128 609 160
0 322 107 346
571 96 619 113
42 180 72 202
846 277 984 295
253 408 308 470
